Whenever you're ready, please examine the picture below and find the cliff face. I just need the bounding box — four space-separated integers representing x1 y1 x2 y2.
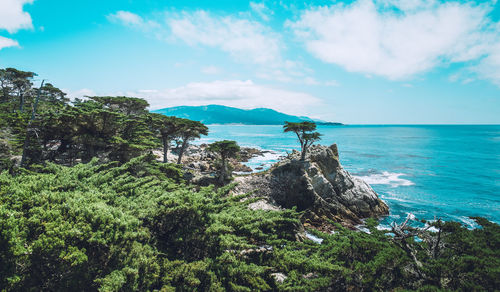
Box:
234 144 389 230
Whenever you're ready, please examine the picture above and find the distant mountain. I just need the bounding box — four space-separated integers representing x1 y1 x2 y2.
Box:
152 105 342 125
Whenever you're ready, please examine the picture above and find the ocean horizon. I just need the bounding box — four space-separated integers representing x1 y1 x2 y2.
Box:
196 124 500 228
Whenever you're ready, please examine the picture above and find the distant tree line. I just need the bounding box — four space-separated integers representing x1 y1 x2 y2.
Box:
0 67 213 171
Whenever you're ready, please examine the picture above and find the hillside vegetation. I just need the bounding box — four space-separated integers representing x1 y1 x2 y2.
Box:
152 105 342 125
0 68 499 291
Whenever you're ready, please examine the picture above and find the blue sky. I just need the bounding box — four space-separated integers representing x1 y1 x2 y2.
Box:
1 0 499 124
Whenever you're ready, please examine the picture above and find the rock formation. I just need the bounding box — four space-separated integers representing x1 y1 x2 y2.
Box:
153 144 262 173
152 144 268 186
233 144 389 230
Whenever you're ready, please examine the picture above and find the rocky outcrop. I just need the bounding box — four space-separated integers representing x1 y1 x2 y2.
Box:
153 144 263 173
233 144 389 230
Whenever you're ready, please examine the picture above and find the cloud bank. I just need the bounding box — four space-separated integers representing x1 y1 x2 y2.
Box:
0 0 33 50
67 80 321 116
168 11 282 65
288 0 500 83
0 0 33 33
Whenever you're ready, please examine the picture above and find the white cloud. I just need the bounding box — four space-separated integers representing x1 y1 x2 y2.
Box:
168 10 282 65
0 0 33 33
288 0 499 80
0 0 33 50
108 11 144 26
250 2 273 21
302 77 340 86
109 9 309 82
107 11 159 30
64 88 97 100
107 80 320 115
474 41 500 86
0 36 19 50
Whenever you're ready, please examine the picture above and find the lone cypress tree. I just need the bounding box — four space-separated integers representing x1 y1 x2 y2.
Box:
283 121 321 161
208 140 240 184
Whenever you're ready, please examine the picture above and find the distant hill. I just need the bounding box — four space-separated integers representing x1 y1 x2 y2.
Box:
152 105 342 125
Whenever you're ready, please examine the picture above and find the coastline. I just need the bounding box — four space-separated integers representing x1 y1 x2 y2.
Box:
198 124 500 226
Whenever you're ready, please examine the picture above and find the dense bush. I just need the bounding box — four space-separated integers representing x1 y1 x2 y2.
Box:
0 157 498 291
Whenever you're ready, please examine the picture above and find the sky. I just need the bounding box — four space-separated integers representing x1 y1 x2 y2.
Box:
0 0 499 124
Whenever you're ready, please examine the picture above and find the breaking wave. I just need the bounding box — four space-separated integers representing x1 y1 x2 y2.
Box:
356 171 415 187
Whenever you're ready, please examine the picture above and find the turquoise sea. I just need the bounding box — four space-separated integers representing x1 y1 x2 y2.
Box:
198 125 500 227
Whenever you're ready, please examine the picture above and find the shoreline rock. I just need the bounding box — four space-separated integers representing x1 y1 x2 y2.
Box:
233 144 389 230
152 144 265 185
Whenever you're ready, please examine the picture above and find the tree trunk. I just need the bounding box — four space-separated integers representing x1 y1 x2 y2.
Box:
300 146 307 161
219 156 227 185
83 144 95 163
1 87 9 103
162 136 169 163
177 139 188 164
433 220 442 259
19 92 24 112
20 81 44 167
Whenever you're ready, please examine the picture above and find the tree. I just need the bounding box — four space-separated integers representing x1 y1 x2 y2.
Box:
90 96 149 116
109 115 156 163
208 140 240 184
176 120 208 164
147 114 183 163
283 121 321 161
1 68 36 112
40 83 69 108
71 98 155 163
71 100 123 162
20 80 45 167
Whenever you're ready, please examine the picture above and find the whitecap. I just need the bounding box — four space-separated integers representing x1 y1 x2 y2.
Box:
356 171 415 187
245 151 286 172
376 225 392 231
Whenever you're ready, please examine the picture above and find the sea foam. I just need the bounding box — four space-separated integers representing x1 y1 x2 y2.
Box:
356 171 415 187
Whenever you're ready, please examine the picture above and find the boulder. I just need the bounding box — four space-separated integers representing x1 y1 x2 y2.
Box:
233 144 389 230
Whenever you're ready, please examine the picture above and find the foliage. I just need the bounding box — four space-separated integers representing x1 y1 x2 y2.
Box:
0 67 208 170
176 119 209 164
208 140 241 184
147 113 186 163
0 158 498 291
283 121 321 160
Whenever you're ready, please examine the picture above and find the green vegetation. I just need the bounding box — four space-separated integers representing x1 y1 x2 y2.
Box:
208 140 241 184
1 67 499 291
0 159 498 291
152 104 343 125
0 68 207 171
175 119 208 164
283 121 321 161
147 114 186 163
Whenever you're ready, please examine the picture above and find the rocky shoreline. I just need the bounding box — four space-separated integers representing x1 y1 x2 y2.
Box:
155 143 389 231
153 143 267 173
232 144 389 231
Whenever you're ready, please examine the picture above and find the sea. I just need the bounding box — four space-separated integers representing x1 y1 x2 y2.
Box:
197 125 500 228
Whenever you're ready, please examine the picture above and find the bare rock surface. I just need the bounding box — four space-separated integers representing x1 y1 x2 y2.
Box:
233 144 389 230
153 144 263 174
